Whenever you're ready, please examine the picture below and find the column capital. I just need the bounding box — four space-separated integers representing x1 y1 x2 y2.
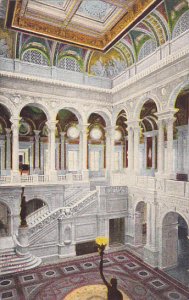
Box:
33 130 41 136
126 119 141 130
10 118 19 131
79 124 89 132
155 109 178 121
46 120 58 131
60 131 66 137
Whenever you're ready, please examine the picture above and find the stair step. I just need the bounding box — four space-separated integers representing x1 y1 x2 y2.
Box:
0 255 41 275
0 253 31 265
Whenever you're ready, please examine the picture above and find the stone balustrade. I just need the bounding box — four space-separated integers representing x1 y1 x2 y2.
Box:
111 173 189 198
0 172 86 186
26 205 49 225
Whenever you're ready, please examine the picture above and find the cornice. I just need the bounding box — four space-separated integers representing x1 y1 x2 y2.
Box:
0 87 112 107
0 70 112 95
111 45 189 95
113 69 189 107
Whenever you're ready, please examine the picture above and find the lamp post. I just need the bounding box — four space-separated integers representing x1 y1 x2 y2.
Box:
96 236 108 257
96 236 124 300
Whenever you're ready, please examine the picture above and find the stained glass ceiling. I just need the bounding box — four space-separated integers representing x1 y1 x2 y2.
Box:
6 0 162 51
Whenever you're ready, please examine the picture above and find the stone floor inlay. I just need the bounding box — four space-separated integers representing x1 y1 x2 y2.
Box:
0 250 189 300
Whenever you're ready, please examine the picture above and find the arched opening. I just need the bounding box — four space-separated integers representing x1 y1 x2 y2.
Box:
115 110 127 171
161 212 189 279
0 104 11 175
134 201 147 246
139 99 158 176
174 86 189 180
26 198 47 216
88 113 106 178
56 109 79 173
19 105 47 175
0 202 11 237
26 198 48 226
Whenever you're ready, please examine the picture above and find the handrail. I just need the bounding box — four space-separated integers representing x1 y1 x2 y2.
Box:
28 190 98 238
26 205 49 225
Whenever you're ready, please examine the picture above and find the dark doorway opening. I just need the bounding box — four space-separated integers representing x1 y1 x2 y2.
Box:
76 240 98 256
109 218 125 246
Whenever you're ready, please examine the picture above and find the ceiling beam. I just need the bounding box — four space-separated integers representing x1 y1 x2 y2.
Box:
62 0 83 27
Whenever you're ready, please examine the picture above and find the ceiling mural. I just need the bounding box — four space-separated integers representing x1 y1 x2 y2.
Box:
6 0 162 51
88 48 127 78
0 0 189 78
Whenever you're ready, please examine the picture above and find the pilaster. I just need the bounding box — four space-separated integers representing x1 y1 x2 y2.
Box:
10 118 19 176
33 130 40 172
5 128 11 171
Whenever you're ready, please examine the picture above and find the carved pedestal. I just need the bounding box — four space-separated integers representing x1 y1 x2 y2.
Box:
16 226 29 255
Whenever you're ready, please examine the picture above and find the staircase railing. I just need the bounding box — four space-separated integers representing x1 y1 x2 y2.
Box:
26 205 49 225
28 190 98 239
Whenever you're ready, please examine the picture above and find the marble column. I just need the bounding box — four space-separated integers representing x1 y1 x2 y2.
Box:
127 126 134 172
157 119 164 174
79 124 88 171
134 125 140 174
105 127 115 174
11 118 19 175
145 202 151 247
47 121 57 176
60 132 66 171
56 139 60 171
33 130 40 172
29 136 34 174
5 128 11 172
166 116 175 176
177 128 183 172
152 133 156 170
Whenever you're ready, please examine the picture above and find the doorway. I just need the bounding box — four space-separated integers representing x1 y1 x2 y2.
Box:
109 218 125 246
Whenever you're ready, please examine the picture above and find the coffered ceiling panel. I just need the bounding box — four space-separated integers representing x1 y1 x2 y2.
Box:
6 0 161 51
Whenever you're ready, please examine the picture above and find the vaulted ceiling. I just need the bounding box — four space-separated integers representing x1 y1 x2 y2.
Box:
6 0 161 51
0 0 189 79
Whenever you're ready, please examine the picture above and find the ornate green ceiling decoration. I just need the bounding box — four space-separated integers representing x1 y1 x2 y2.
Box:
0 0 189 78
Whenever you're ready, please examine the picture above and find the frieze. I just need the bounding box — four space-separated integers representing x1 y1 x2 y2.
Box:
105 186 128 195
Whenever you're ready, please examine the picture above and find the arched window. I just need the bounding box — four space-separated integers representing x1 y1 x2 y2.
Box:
138 39 157 61
172 10 189 39
58 56 81 72
22 49 49 66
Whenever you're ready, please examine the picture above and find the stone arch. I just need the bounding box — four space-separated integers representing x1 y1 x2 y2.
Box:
159 209 188 227
168 79 189 109
56 105 84 125
133 94 161 119
86 108 112 127
159 210 189 269
26 198 48 217
0 95 16 118
18 102 51 121
112 106 129 127
134 200 147 246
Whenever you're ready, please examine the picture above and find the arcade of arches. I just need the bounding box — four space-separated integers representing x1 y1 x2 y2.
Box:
1 90 189 177
0 1 189 297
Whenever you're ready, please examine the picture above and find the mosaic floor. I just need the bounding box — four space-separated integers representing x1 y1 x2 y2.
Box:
0 250 189 300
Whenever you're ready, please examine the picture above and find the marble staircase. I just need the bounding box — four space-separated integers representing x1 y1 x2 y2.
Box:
28 189 98 243
0 238 41 275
